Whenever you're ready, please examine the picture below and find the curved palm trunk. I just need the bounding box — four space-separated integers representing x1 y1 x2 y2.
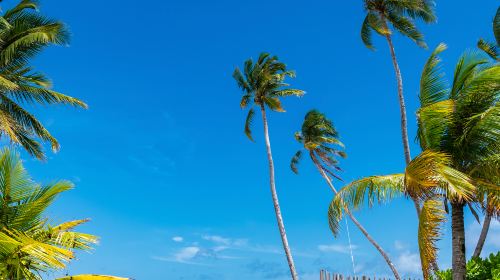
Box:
310 153 401 280
383 34 421 219
451 202 466 280
260 105 299 280
473 211 492 258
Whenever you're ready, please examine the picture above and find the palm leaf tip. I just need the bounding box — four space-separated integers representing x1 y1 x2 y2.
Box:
418 199 445 279
244 108 255 141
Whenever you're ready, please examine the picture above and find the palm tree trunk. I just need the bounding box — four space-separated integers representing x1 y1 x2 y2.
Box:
310 153 401 280
451 202 467 280
473 211 492 258
259 104 299 280
383 33 421 218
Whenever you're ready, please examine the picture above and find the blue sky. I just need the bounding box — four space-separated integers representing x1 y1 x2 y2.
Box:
8 0 499 279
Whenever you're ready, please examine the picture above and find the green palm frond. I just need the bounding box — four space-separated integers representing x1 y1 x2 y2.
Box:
387 12 426 48
361 14 375 49
450 52 488 99
328 174 405 236
477 39 499 61
3 0 39 21
290 150 302 174
418 198 445 279
419 43 448 107
494 6 500 46
244 108 255 141
385 0 437 23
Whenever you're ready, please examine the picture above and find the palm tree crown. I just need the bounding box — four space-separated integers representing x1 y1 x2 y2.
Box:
0 0 87 160
291 110 346 180
361 0 436 49
233 52 304 141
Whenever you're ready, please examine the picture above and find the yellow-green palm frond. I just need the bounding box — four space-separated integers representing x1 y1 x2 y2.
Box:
418 199 445 279
405 151 476 202
328 174 405 236
56 275 130 280
417 99 454 151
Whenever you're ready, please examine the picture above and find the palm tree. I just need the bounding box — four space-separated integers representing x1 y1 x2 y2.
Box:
360 0 436 215
328 44 500 279
415 44 499 279
290 110 401 279
233 53 304 280
477 6 499 61
0 148 96 279
472 7 500 259
0 0 87 160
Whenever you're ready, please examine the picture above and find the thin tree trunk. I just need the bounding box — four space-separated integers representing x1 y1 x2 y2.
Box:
383 34 421 218
451 202 467 280
260 104 299 280
310 152 401 280
473 211 492 258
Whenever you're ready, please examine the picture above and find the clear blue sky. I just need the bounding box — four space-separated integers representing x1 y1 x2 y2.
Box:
11 1 499 279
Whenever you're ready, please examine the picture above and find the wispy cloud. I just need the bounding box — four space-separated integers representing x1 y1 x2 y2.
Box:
396 251 421 274
318 244 358 254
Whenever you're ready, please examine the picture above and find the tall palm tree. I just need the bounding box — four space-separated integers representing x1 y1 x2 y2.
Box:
233 53 304 280
415 44 499 279
0 0 87 160
360 0 436 215
290 110 401 279
328 44 500 279
472 6 500 259
0 148 96 279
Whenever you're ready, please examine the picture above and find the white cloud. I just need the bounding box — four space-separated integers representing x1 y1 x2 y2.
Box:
394 240 407 251
396 251 421 274
466 219 500 254
202 235 231 245
172 236 184 242
174 246 200 263
318 244 358 254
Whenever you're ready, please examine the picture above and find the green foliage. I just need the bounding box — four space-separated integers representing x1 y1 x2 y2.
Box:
432 252 500 280
0 148 98 279
291 110 345 179
360 0 436 49
233 53 304 141
0 0 87 160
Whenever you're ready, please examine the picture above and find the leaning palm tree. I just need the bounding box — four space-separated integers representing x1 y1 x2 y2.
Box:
416 44 500 279
477 6 499 61
291 110 401 279
0 0 87 160
233 53 304 280
360 0 436 215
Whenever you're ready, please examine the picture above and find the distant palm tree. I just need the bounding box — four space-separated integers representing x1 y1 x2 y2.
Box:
233 53 304 280
0 0 87 160
360 0 436 214
0 148 97 279
291 110 401 279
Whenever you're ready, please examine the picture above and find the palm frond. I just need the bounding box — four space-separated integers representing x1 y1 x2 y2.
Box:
361 14 375 50
387 12 426 48
418 198 445 279
328 174 405 236
244 108 255 141
290 150 302 174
